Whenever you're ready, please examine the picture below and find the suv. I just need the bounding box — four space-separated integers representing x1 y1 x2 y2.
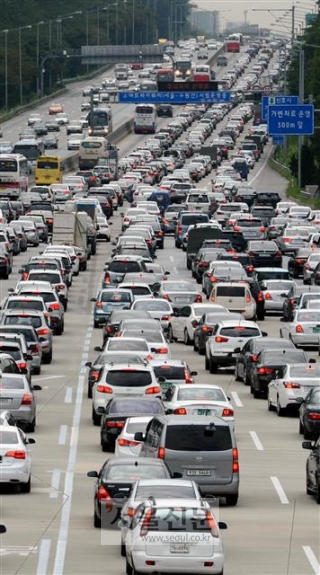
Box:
103 256 148 287
0 325 42 374
209 282 257 320
175 212 210 248
138 415 239 504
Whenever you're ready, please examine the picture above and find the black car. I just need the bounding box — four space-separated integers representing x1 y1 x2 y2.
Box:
247 240 282 268
288 248 312 278
311 261 320 286
45 121 60 132
87 458 172 528
252 191 281 209
250 348 311 398
303 437 320 503
299 386 320 439
156 104 173 117
234 187 257 208
220 230 247 252
235 337 296 385
192 248 222 282
99 397 166 452
0 246 11 279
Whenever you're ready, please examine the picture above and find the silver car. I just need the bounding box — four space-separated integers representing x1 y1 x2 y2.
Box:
0 373 42 432
0 310 53 365
303 252 320 285
280 309 320 347
261 280 297 313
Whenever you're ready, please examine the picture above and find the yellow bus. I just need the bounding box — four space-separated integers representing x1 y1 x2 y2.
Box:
35 156 62 185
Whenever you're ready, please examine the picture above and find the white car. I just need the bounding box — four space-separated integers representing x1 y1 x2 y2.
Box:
168 303 220 345
131 298 173 331
163 383 234 425
262 279 297 313
209 281 256 320
205 319 266 373
120 328 171 361
118 282 154 300
268 363 320 416
44 245 80 276
97 216 111 242
280 309 320 347
124 499 227 575
115 416 153 458
0 425 35 492
103 337 156 362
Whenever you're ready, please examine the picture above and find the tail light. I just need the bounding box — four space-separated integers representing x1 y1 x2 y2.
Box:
146 354 154 361
257 367 274 374
264 292 272 300
90 370 101 381
283 382 300 389
103 273 110 284
56 284 65 291
22 272 28 281
31 343 40 354
259 227 265 232
282 238 292 243
95 302 103 308
125 507 136 517
304 263 311 270
49 303 60 311
296 324 304 333
210 277 218 283
233 225 241 231
177 225 182 234
154 348 168 354
96 385 113 394
145 386 161 394
174 407 187 415
161 315 172 321
162 294 171 301
247 265 254 273
205 509 219 538
232 447 239 473
289 298 297 306
210 295 216 302
21 393 32 405
157 231 163 237
184 368 193 383
18 362 27 372
251 354 259 362
97 485 111 502
105 421 125 428
215 335 229 343
5 450 26 459
140 509 153 537
199 261 209 268
158 446 165 459
117 438 139 447
191 320 199 328
257 291 264 302
295 258 305 264
246 293 252 303
37 328 51 336
308 412 320 420
222 408 234 417
195 294 202 303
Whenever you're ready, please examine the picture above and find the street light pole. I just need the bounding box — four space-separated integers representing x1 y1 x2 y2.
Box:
36 21 44 96
97 8 100 45
2 29 8 110
132 0 135 44
18 25 32 106
116 0 119 44
298 46 305 189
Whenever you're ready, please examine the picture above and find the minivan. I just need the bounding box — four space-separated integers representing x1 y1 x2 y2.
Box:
210 281 256 319
138 415 239 505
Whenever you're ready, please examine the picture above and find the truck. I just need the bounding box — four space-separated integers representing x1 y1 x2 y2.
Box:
196 35 206 46
199 145 221 169
92 147 119 183
52 211 90 267
114 64 129 81
226 41 240 53
186 227 223 270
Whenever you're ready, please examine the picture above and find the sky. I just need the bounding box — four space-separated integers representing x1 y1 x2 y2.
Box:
193 0 318 34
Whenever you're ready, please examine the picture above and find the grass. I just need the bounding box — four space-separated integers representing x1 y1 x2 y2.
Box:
269 155 320 209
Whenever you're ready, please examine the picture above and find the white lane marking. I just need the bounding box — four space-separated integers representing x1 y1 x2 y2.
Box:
53 327 92 575
64 387 72 404
303 546 320 575
250 144 274 184
169 255 174 262
250 431 264 451
270 476 289 504
58 425 68 446
173 267 178 274
0 546 37 556
33 375 65 381
36 539 51 575
49 469 61 499
231 391 243 407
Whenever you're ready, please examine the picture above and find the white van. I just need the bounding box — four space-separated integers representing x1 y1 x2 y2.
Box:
209 281 256 319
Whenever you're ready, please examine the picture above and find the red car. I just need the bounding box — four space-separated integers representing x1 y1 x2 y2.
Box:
130 62 144 70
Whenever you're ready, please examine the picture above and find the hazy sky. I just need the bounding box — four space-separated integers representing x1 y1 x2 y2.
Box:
194 0 317 33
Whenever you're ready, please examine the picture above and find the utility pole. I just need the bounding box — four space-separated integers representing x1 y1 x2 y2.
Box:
298 46 304 190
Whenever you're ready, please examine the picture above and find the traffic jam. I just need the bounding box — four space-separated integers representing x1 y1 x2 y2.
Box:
0 35 319 575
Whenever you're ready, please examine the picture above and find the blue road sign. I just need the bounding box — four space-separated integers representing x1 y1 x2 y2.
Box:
268 104 314 136
262 95 299 122
118 91 231 104
273 135 284 145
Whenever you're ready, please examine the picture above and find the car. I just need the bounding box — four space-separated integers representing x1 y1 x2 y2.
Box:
168 303 220 345
50 183 73 203
85 351 145 399
205 319 266 374
163 383 234 425
158 280 202 308
119 328 171 361
9 289 65 336
0 309 53 364
298 385 320 439
96 216 111 242
282 284 317 322
150 359 197 393
235 337 296 385
124 497 227 575
0 372 41 431
67 134 83 150
102 309 151 343
268 363 320 417
119 478 205 555
261 280 297 314
91 289 133 328
0 325 42 374
66 120 83 135
209 281 257 320
276 226 312 255
87 458 172 528
139 414 239 503
0 338 32 381
0 425 36 492
115 416 155 459
25 268 68 311
55 112 69 125
48 102 64 114
193 309 242 355
17 220 39 246
280 309 320 348
130 298 173 331
99 336 156 363
302 437 320 503
103 256 148 287
247 240 282 267
99 396 166 452
303 252 320 284
249 348 312 399
43 134 59 149
118 282 154 300
91 363 161 425
288 248 312 278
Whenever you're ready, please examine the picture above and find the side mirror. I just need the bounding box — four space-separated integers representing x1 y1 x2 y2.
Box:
7 288 13 293
157 376 166 384
191 371 198 376
262 331 268 337
32 385 42 391
165 271 170 275
26 354 33 361
94 346 103 352
166 409 174 414
85 361 92 368
150 347 157 353
302 441 313 450
233 347 241 354
96 406 105 415
90 297 97 302
295 397 304 404
27 437 36 444
134 432 145 442
172 472 183 479
87 470 99 478
18 268 25 273
309 358 316 364
0 525 6 534
218 521 228 530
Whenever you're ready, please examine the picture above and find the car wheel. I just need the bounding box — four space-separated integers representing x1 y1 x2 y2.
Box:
276 397 286 416
92 408 101 426
33 366 41 375
210 359 218 374
225 494 238 506
126 559 133 575
55 323 63 336
121 541 126 557
235 364 242 382
94 509 101 528
21 476 31 493
267 394 275 411
88 382 93 399
304 429 313 440
168 325 176 342
175 240 180 248
184 329 191 346
256 312 265 321
306 478 313 496
43 349 52 364
94 320 99 329
299 420 304 435
253 388 261 399
28 417 36 432
101 441 110 452
205 355 210 371
193 338 198 352
317 482 320 504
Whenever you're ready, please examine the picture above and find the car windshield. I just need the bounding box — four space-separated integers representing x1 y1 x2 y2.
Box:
105 464 168 481
165 425 232 451
296 311 320 322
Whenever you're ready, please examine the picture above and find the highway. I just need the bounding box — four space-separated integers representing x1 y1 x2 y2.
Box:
0 46 319 575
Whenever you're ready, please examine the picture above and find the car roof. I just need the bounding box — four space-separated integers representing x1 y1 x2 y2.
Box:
216 319 260 327
108 458 166 467
160 414 230 426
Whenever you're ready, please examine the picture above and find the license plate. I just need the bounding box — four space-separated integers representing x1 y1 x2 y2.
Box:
170 544 189 554
194 409 214 416
186 469 211 476
176 297 189 303
313 327 320 333
0 398 12 404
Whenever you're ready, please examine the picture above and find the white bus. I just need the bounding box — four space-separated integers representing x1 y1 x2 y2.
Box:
79 137 113 170
0 154 28 199
133 104 157 134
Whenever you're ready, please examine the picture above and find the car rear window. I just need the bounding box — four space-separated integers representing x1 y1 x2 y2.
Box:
216 286 245 297
146 507 215 532
0 326 38 342
106 370 152 386
108 261 141 273
108 340 149 351
165 424 232 451
0 376 24 389
126 420 150 434
257 271 289 280
289 365 320 378
177 388 225 401
264 281 294 291
0 346 22 361
4 316 42 329
7 300 44 311
296 311 320 322
134 300 171 311
220 327 261 338
101 292 131 303
110 399 162 414
0 431 19 444
122 330 163 343
180 214 209 225
136 485 195 500
28 273 60 283
153 366 185 380
263 350 307 363
105 464 168 481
